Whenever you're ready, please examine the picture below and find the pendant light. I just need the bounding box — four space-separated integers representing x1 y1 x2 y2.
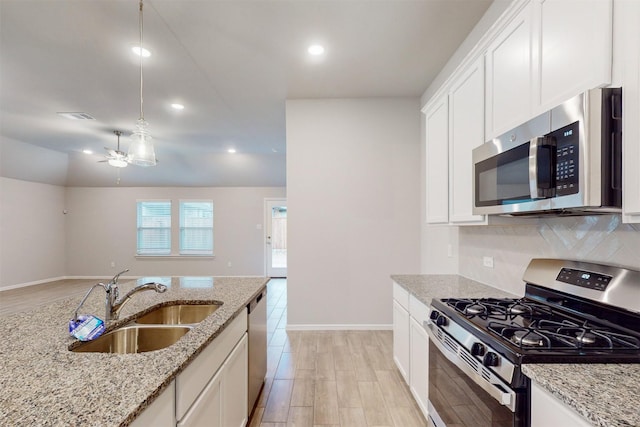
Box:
128 0 157 167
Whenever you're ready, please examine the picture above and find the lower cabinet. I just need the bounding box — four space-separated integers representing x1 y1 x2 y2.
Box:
409 317 429 417
392 282 431 421
530 381 592 427
132 310 249 427
178 334 248 427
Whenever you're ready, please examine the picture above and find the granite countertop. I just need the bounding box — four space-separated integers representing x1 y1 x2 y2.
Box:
392 274 640 427
0 276 268 426
523 364 640 427
391 274 520 305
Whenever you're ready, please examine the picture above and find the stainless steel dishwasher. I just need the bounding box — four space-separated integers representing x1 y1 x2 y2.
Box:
247 288 267 416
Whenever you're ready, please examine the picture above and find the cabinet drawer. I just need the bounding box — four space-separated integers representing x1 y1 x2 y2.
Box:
176 309 248 421
409 295 430 325
393 282 410 310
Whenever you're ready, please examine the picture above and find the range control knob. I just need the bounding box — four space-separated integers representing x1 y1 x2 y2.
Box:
429 310 440 321
435 314 448 327
483 352 500 367
471 342 486 357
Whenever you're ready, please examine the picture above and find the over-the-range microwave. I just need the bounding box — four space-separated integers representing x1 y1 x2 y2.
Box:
472 88 622 216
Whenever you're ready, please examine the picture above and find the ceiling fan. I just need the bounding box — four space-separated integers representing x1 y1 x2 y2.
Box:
100 130 129 168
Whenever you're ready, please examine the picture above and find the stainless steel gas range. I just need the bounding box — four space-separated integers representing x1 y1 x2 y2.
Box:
423 258 640 427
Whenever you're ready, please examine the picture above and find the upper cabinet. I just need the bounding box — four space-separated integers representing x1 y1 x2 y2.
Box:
485 2 534 140
485 0 613 140
533 0 612 112
448 57 487 224
424 95 449 224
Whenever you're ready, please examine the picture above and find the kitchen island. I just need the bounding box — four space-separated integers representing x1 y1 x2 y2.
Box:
0 276 267 426
392 274 640 427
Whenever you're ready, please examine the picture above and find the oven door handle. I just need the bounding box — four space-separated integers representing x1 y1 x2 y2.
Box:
423 321 516 412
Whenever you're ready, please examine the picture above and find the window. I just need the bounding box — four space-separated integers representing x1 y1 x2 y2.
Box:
180 201 213 255
137 201 171 255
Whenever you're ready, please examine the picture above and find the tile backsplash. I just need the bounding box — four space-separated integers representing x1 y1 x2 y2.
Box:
458 215 640 296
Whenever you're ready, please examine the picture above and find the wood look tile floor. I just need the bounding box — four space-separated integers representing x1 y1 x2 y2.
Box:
253 279 427 427
0 278 427 427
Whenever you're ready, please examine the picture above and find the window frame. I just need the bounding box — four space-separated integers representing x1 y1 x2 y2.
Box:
179 199 214 256
136 200 172 256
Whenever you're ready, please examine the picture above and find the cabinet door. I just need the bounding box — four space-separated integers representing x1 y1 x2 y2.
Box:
409 317 429 419
222 334 249 427
485 2 534 139
619 0 640 223
178 369 223 427
130 381 175 427
392 299 410 382
448 57 487 224
423 96 449 224
535 0 612 112
531 381 592 427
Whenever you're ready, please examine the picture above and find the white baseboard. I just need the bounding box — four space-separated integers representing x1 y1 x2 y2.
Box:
286 324 393 331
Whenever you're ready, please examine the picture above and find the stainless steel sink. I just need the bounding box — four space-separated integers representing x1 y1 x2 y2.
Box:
71 325 191 354
135 302 222 325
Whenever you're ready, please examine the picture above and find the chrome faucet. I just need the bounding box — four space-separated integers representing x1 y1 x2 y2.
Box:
73 269 168 322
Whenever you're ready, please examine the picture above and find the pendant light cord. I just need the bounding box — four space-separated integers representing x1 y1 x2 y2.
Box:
139 0 144 121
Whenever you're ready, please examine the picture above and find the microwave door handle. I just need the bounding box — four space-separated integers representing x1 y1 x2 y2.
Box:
529 137 543 198
529 137 555 199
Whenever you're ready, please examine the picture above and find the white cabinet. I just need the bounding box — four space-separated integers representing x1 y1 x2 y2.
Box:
179 334 249 427
222 334 249 427
423 95 449 224
616 0 640 223
408 295 429 420
534 0 612 112
448 57 487 224
130 380 175 427
393 283 431 421
531 381 592 427
392 282 410 382
485 1 534 139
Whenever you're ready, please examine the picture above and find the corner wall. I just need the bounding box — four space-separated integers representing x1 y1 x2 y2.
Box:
0 177 67 288
286 98 421 328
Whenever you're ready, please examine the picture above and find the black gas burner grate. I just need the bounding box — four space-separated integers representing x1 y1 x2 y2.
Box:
446 297 555 321
487 318 640 350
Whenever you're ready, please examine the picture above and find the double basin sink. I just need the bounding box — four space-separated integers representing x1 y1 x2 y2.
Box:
71 302 222 354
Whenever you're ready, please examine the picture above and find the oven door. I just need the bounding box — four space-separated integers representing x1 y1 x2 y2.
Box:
425 323 528 427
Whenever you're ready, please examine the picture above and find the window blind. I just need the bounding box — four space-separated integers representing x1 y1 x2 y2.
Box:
180 201 213 255
137 201 171 255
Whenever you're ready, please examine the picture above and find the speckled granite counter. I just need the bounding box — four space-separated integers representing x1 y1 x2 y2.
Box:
523 364 640 427
0 276 267 426
392 274 640 427
391 274 520 305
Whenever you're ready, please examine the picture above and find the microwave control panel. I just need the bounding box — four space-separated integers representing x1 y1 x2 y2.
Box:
551 121 580 196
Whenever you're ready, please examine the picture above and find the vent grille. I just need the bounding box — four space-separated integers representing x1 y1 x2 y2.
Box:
443 334 458 354
481 367 491 381
57 112 95 120
460 350 479 371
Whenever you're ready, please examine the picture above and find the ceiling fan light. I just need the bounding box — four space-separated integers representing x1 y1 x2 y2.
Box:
128 119 157 166
108 158 129 168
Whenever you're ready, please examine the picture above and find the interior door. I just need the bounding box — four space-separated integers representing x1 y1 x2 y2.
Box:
265 199 287 277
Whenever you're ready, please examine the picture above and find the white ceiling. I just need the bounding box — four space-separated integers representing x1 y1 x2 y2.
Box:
0 0 493 187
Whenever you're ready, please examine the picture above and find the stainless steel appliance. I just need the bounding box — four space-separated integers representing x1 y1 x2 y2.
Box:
473 88 622 216
424 259 640 427
247 289 267 416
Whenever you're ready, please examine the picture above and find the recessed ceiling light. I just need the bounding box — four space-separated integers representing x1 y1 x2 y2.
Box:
132 46 151 57
228 148 237 154
82 149 93 155
308 44 325 56
171 103 185 110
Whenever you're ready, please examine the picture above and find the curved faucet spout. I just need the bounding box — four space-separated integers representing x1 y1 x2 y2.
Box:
108 282 168 320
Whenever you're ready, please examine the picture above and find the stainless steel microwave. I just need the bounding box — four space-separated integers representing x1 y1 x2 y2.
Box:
472 88 622 216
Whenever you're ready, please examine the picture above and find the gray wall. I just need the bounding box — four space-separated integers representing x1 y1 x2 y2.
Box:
0 180 285 289
1 177 67 287
286 98 421 328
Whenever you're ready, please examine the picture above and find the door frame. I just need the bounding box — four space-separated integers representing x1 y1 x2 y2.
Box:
264 198 287 277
